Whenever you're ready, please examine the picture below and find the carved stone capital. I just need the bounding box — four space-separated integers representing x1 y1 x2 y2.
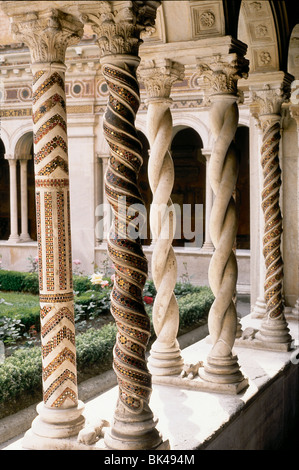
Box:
138 59 184 100
79 1 161 57
197 53 249 96
9 9 84 64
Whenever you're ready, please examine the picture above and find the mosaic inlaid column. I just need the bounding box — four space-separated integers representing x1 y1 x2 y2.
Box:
8 7 85 448
81 0 167 450
290 100 299 319
5 155 20 242
197 48 249 387
138 59 184 377
19 157 32 242
251 80 292 347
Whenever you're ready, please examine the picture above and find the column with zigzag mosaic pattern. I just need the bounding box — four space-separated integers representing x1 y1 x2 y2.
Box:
6 6 86 449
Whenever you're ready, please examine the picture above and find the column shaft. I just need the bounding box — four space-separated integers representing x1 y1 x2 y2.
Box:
197 48 249 386
250 78 293 346
5 6 86 448
6 157 19 242
139 59 184 377
19 158 32 242
81 0 166 450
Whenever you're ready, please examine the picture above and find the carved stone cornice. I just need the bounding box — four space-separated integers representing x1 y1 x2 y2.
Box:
197 53 249 96
79 1 161 57
138 59 184 100
9 9 84 64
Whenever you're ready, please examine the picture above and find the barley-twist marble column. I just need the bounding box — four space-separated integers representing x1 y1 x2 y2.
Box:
251 80 292 347
81 0 167 450
139 59 184 376
4 5 86 449
197 48 249 388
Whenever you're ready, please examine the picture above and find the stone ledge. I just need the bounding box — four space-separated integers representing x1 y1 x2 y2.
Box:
1 315 298 450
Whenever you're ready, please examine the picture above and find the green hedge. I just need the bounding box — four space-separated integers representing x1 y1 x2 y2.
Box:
0 270 39 295
0 286 214 415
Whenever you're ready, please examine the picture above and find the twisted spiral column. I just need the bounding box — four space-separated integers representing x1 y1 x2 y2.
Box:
197 51 248 386
139 60 184 376
6 7 86 448
101 57 162 450
203 95 245 383
256 114 291 343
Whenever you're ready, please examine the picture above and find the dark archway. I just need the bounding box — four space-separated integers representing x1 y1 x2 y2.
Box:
171 127 205 247
0 139 9 240
235 125 250 249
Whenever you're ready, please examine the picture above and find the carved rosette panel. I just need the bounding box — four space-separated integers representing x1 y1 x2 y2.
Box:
139 60 185 375
102 61 153 415
198 53 248 383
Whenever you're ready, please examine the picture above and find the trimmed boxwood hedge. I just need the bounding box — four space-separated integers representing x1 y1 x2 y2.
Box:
0 286 214 417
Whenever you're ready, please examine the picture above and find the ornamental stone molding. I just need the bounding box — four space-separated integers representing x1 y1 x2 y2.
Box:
79 1 161 57
5 8 84 64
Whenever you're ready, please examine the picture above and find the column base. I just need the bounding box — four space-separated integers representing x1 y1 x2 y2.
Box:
255 315 292 345
22 401 85 450
251 297 266 318
200 242 214 253
19 234 33 243
148 340 184 376
152 362 248 395
104 403 167 451
8 234 20 243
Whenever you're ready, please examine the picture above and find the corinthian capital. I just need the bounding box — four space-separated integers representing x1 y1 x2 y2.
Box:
9 9 83 64
197 53 249 96
79 1 161 57
138 59 184 100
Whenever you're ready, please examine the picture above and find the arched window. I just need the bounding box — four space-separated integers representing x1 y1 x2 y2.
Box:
235 125 250 250
171 127 205 248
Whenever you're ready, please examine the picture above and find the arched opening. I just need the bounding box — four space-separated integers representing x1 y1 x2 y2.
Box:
235 125 250 249
171 127 205 248
15 132 36 241
0 139 10 240
137 130 151 246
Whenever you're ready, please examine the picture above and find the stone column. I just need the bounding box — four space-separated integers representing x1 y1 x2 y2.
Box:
80 0 167 451
5 5 86 449
290 97 299 319
5 155 20 242
201 148 214 252
19 157 32 242
197 45 249 389
250 77 293 348
138 59 185 377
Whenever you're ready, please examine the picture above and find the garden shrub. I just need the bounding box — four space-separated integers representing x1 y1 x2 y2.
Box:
0 270 39 295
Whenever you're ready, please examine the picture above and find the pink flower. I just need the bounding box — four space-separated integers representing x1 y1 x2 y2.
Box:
111 274 115 282
73 259 81 265
34 256 38 263
144 296 153 305
101 280 109 288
